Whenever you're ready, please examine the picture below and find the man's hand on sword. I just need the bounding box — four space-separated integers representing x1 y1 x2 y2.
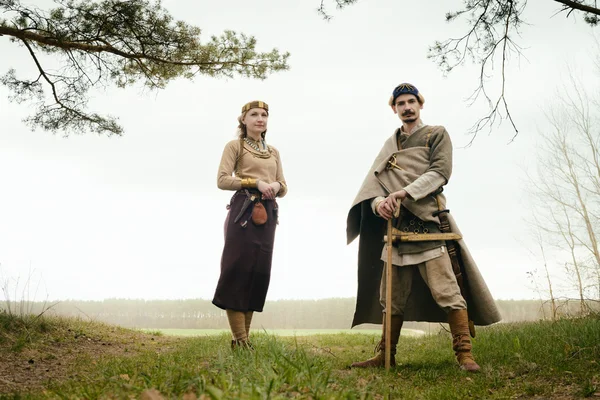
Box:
377 190 409 220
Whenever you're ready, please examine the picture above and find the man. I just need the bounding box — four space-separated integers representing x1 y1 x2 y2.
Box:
346 83 501 372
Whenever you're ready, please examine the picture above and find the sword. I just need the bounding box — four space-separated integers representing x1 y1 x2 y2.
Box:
380 200 475 338
384 230 462 243
384 204 400 371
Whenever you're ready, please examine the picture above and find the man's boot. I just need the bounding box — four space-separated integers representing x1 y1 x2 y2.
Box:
448 309 480 372
351 314 403 368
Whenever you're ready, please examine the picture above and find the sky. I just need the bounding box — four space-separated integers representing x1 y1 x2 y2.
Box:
0 0 599 303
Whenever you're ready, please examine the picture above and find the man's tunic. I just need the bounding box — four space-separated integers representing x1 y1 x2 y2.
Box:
347 124 501 327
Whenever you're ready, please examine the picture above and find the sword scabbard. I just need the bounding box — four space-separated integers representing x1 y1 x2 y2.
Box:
435 196 476 337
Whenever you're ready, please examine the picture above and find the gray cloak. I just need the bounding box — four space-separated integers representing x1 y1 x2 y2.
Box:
347 126 501 327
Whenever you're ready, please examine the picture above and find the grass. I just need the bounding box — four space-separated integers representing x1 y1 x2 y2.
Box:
0 311 598 399
148 328 425 337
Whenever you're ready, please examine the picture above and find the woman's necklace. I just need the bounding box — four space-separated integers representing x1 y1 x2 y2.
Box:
244 136 269 153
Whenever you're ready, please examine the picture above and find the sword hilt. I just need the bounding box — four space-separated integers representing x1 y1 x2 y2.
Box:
432 208 449 217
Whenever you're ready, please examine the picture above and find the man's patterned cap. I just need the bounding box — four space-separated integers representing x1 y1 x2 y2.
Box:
388 83 425 106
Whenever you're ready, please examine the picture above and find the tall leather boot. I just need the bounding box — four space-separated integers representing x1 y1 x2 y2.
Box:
351 313 403 368
448 309 480 372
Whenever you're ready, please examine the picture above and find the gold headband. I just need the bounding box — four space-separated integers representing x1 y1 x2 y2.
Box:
241 100 269 113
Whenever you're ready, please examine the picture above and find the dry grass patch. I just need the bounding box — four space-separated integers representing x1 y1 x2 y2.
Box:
0 312 179 393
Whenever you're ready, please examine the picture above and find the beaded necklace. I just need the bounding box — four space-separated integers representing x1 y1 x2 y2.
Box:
244 136 269 154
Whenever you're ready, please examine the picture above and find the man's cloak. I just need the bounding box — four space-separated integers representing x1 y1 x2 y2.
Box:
347 126 501 327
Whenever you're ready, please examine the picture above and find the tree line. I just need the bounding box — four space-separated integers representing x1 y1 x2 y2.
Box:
2 297 597 330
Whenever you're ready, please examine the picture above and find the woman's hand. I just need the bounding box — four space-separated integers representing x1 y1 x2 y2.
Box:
269 182 281 196
258 180 276 199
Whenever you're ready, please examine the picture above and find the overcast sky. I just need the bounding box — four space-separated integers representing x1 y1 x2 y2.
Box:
0 0 598 303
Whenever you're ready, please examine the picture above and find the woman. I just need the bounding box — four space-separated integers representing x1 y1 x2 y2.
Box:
213 100 287 349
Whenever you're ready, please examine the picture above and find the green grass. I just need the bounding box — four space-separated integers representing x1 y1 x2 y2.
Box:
148 328 424 337
1 312 599 399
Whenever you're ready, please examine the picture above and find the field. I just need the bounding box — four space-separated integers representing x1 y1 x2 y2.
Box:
0 312 599 399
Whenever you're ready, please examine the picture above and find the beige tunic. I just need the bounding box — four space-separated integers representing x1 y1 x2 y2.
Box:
217 139 288 197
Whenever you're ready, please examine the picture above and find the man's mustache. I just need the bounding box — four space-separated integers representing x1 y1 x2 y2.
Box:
402 111 415 116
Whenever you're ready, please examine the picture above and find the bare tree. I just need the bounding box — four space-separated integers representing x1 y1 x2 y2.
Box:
0 0 290 136
319 0 599 139
525 73 600 313
527 216 558 319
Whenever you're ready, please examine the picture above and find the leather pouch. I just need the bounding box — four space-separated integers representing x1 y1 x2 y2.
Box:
251 202 268 225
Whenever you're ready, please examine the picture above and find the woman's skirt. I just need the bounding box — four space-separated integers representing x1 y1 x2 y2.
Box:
212 190 278 312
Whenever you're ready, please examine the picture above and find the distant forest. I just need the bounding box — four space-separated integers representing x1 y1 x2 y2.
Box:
3 298 597 331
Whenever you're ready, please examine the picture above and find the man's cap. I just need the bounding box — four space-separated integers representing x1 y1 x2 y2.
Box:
388 83 425 106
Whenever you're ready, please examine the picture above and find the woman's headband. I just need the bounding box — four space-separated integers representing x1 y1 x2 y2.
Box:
241 100 269 113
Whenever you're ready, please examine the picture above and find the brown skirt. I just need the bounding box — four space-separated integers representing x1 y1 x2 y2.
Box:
212 190 278 312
